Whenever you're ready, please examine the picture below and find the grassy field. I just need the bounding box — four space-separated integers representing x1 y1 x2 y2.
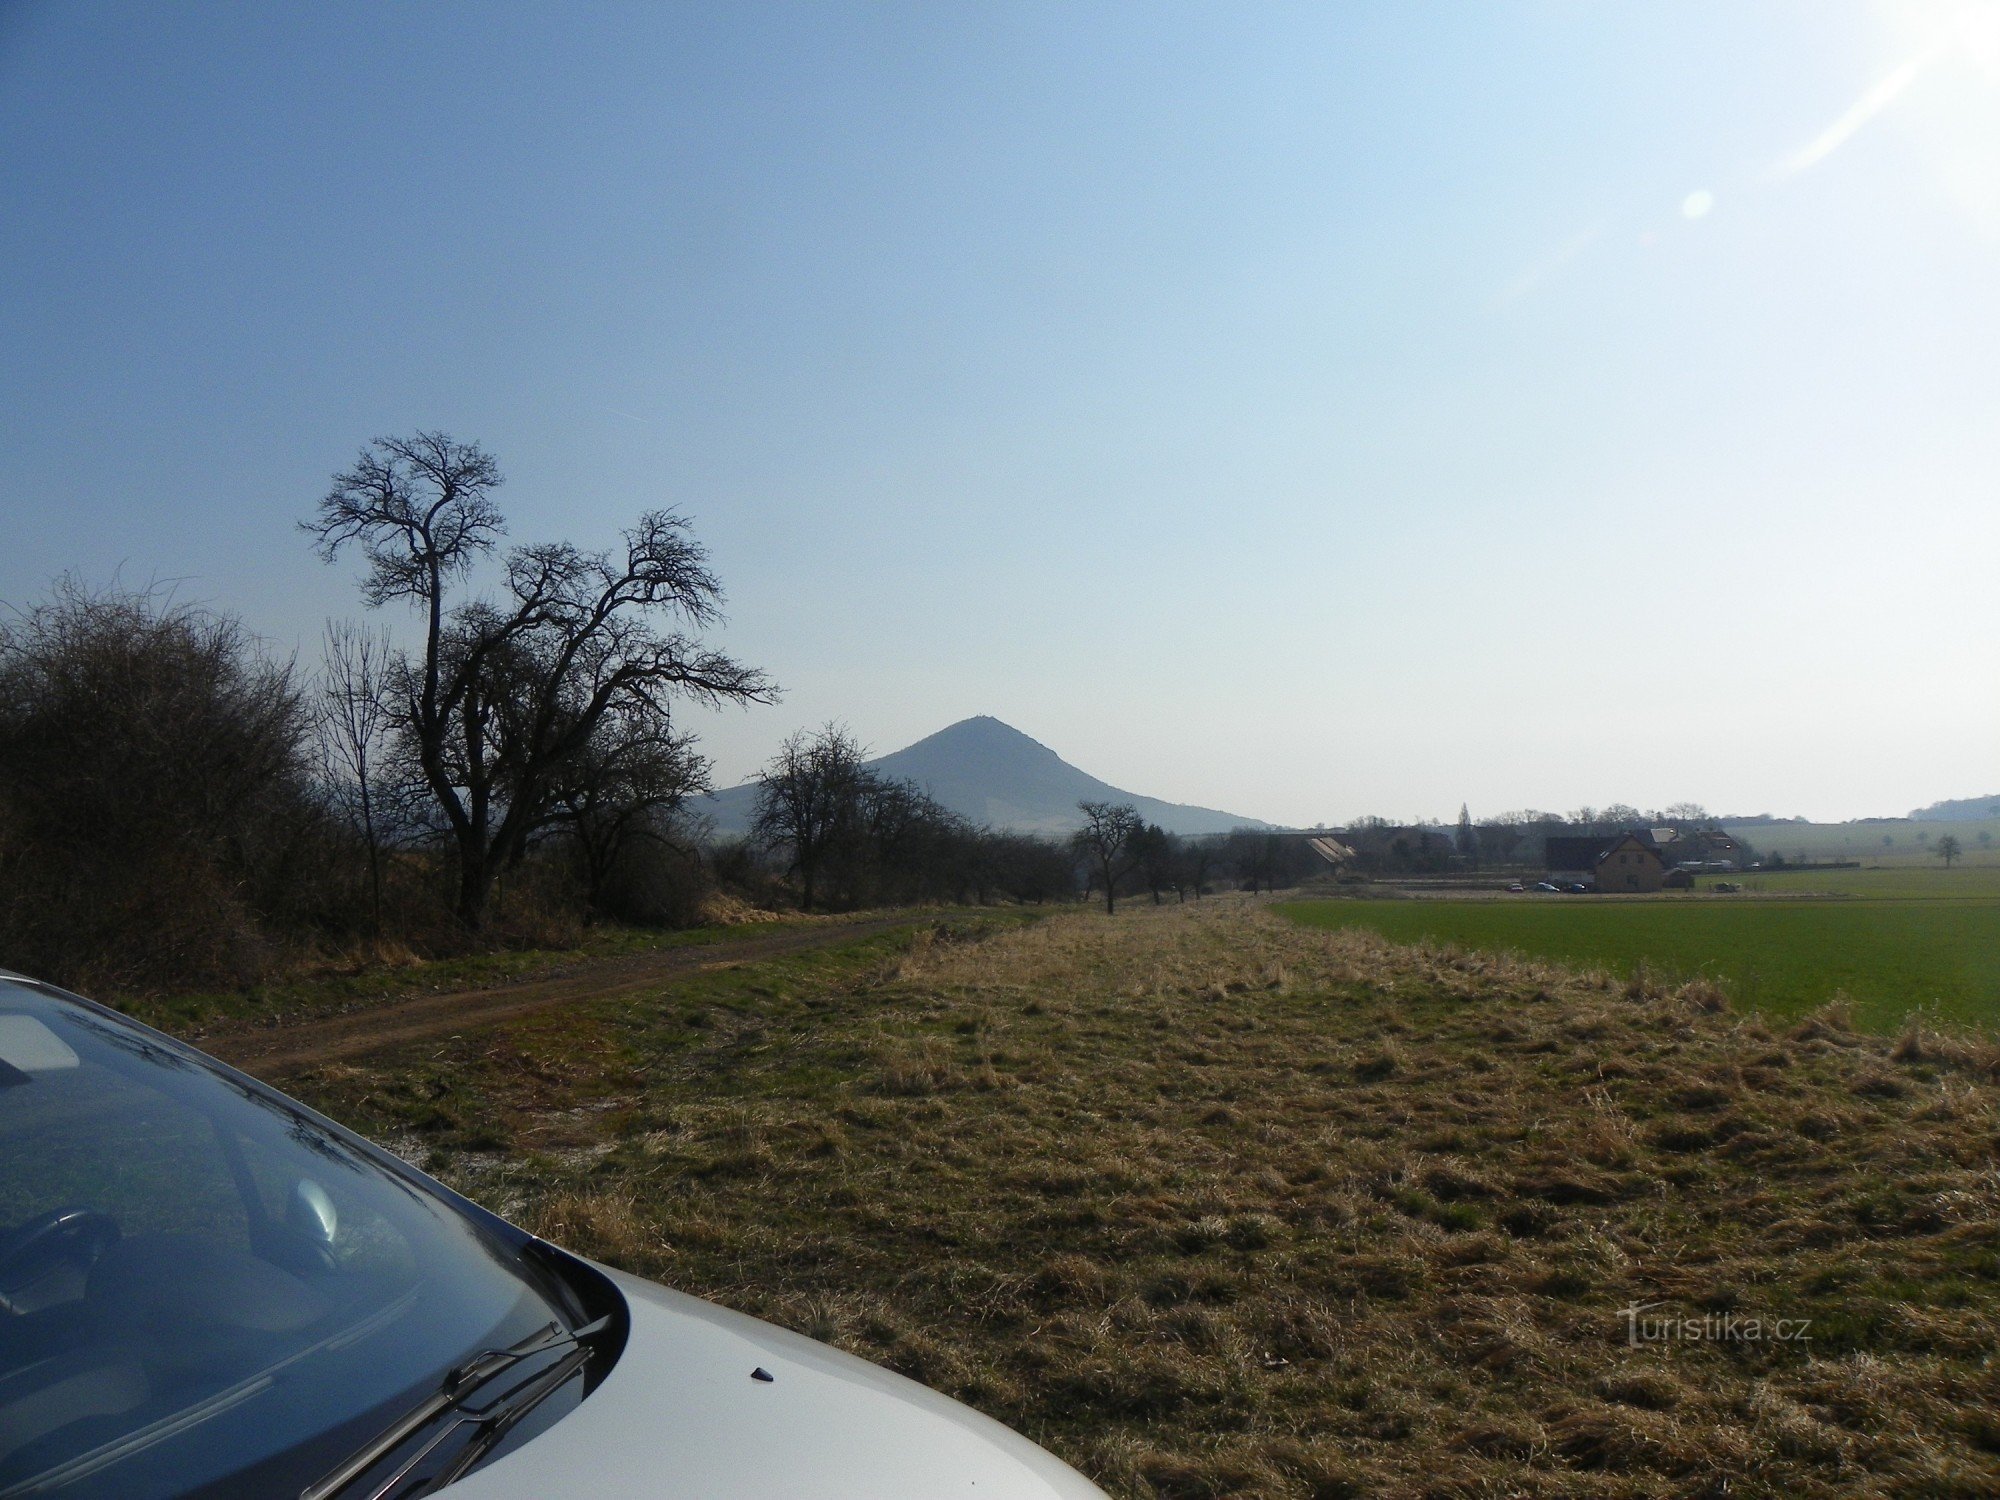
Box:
272 903 2000 1499
112 908 975 1034
1276 897 2000 1033
103 920 795 1032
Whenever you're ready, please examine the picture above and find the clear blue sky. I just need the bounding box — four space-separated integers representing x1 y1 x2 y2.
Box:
3 1 1995 825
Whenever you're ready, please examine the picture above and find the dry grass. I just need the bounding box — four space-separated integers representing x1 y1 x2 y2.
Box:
287 901 2000 1499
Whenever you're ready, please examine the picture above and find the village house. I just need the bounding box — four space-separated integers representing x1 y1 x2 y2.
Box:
1543 831 1671 892
1595 832 1668 892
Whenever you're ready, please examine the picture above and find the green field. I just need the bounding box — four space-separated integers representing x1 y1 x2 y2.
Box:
1277 895 2000 1031
1736 865 2000 900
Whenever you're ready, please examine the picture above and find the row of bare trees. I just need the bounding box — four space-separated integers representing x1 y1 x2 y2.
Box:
1071 803 1316 911
748 726 1075 910
745 734 1322 916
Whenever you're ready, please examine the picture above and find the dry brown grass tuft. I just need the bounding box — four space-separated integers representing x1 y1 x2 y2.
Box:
521 1189 659 1263
872 1034 966 1095
1893 1019 2000 1081
1674 977 1731 1014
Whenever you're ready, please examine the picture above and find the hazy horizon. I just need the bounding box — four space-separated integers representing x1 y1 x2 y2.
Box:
4 2 1996 826
695 712 1985 829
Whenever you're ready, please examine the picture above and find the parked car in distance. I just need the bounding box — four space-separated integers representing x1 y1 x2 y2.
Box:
1532 881 1561 893
0 970 1106 1500
1564 883 1592 894
1506 882 1525 893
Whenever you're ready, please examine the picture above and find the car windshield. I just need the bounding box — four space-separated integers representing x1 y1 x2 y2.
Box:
0 981 585 1500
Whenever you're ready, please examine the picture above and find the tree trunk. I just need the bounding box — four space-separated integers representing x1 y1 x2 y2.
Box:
357 772 383 933
365 839 383 932
455 844 493 929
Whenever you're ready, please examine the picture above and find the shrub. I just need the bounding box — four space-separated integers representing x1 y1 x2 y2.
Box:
585 830 713 928
0 579 324 989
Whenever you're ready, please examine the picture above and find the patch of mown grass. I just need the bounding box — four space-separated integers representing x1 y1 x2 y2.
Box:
281 904 2000 1499
1276 896 2000 1031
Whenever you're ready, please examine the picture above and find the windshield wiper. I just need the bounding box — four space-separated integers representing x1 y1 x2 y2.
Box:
301 1317 607 1500
418 1337 596 1494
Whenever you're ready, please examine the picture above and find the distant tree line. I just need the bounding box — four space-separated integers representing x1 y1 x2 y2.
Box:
1064 803 1319 912
740 730 1323 914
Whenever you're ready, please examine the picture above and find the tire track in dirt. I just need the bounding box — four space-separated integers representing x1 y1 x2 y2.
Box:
205 919 913 1079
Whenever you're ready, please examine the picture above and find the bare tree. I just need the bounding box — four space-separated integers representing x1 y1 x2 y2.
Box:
1937 833 1963 870
1074 800 1142 914
305 431 774 926
1183 835 1220 899
319 620 396 929
549 702 711 917
1132 823 1179 904
752 724 868 911
853 776 964 904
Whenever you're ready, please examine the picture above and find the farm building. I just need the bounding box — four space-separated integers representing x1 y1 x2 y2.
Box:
1304 835 1357 868
1668 830 1742 872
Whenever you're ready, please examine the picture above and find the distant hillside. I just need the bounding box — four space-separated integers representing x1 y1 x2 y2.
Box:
1910 795 2000 822
697 716 1273 838
1722 813 2000 866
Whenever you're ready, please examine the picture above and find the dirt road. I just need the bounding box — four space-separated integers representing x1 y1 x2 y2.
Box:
205 918 912 1079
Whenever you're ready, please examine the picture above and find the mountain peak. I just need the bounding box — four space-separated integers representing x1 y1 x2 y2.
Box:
867 717 1270 835
905 715 1063 761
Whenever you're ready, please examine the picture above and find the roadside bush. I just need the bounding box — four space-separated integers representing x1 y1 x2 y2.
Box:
708 837 790 909
0 579 330 990
586 832 713 929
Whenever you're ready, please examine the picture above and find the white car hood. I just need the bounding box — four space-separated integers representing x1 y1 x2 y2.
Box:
440 1264 1106 1500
